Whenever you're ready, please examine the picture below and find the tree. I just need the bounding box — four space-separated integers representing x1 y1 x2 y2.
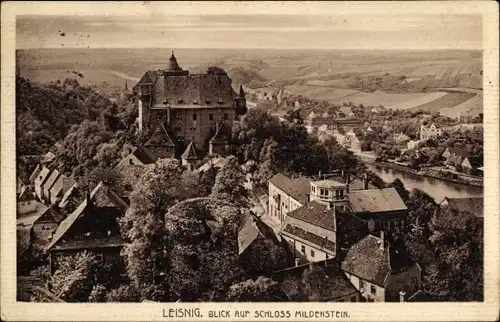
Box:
240 239 290 277
227 277 286 302
210 156 248 206
106 284 141 302
50 251 101 302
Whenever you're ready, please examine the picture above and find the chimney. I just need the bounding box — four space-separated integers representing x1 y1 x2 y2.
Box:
295 257 300 267
380 231 385 250
341 169 345 179
318 170 322 179
399 291 406 302
363 173 369 190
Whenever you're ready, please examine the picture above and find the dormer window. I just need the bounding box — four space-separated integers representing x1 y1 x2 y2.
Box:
206 99 211 104
193 100 198 105
177 99 184 104
218 98 223 104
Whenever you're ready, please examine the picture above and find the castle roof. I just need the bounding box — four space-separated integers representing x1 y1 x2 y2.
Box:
151 73 236 109
145 123 176 148
181 142 199 160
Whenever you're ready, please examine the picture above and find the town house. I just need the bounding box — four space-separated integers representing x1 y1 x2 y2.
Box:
419 122 443 141
341 232 422 302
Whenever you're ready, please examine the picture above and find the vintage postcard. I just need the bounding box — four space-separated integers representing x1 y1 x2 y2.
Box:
1 1 499 321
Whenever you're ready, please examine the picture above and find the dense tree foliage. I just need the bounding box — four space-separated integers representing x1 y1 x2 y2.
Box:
226 276 286 302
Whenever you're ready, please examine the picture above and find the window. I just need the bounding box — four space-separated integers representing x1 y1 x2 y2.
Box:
301 245 306 253
310 250 315 258
129 159 134 165
350 296 357 302
97 253 104 261
370 285 376 295
176 113 182 120
339 189 344 199
320 189 325 196
178 136 184 142
193 113 197 121
224 113 229 120
209 114 214 121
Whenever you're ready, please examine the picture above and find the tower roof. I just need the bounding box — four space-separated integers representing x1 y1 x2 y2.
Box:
167 51 182 71
239 85 245 98
181 141 199 160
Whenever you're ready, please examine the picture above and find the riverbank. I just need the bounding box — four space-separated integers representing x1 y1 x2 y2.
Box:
372 161 483 187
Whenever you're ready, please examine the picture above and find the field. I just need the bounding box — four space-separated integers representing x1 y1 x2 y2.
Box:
18 48 483 114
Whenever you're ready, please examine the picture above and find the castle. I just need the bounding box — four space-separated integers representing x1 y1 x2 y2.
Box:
133 52 247 162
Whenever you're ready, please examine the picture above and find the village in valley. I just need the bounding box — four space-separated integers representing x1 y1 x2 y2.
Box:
15 13 484 305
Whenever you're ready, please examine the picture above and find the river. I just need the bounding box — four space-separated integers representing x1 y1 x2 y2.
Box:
366 163 483 202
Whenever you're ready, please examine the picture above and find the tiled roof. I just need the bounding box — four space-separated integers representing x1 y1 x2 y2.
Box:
62 177 76 195
152 73 236 109
341 234 415 286
282 224 335 252
269 173 312 205
276 261 359 301
285 201 336 232
58 183 78 209
181 142 199 160
348 188 407 213
133 146 156 164
444 197 483 218
336 211 366 231
312 179 346 188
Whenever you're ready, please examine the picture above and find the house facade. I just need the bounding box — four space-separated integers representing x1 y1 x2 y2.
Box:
32 205 65 243
341 233 422 302
134 52 246 160
420 122 443 141
268 173 311 225
17 187 37 215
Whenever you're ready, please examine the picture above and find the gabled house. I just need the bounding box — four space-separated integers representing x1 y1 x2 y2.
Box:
32 205 66 244
34 167 51 201
49 174 76 205
143 123 177 160
47 182 128 275
115 146 156 171
29 164 42 185
341 233 422 302
347 187 408 233
442 147 468 166
17 186 37 215
461 155 483 172
420 122 442 141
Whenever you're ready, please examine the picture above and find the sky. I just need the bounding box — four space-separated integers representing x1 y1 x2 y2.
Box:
16 14 482 50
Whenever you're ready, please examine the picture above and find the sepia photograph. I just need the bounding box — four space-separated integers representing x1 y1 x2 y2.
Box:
2 1 499 321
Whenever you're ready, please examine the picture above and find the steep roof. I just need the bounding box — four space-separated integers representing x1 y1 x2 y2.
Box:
48 182 126 250
408 289 433 302
210 121 232 144
181 141 199 160
49 174 66 201
285 201 335 232
312 179 346 188
167 51 182 71
238 215 265 255
58 183 78 209
144 123 176 148
348 187 407 213
18 186 35 202
116 146 156 171
464 155 483 168
62 177 76 195
446 147 468 158
269 173 312 204
151 73 236 109
42 169 60 194
29 164 42 184
340 106 352 115
35 205 65 224
444 197 483 218
341 234 415 286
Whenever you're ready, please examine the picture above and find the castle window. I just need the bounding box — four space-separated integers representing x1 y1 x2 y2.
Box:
218 98 223 104
209 114 214 121
193 113 197 121
301 245 306 253
177 99 184 104
193 100 198 105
